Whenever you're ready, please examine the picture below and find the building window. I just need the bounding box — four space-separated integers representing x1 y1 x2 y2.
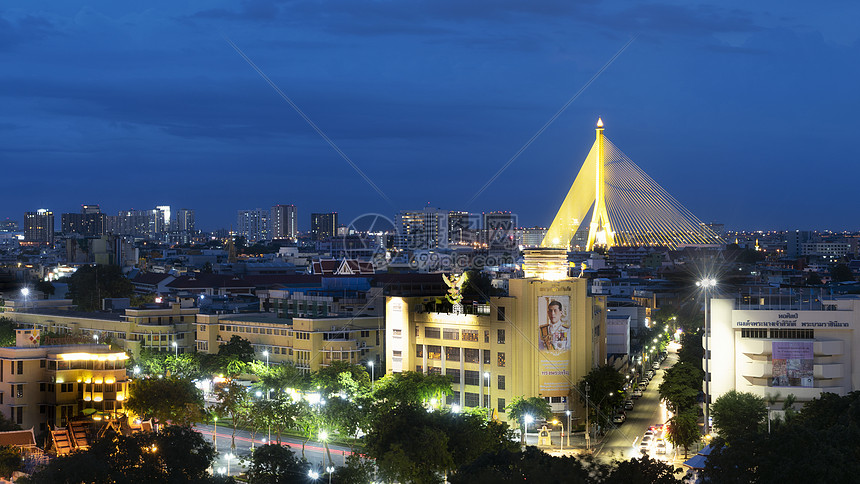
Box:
484 330 490 343
416 345 424 358
498 398 506 413
464 392 479 407
482 349 491 365
497 329 506 344
427 366 442 375
770 329 814 339
16 361 23 375
464 348 479 364
443 328 459 340
464 370 480 386
416 365 424 372
741 329 768 339
425 327 441 339
498 352 506 367
393 351 402 358
461 329 478 342
497 307 506 321
498 375 506 390
392 329 402 338
445 346 461 362
40 360 46 368
427 345 442 360
15 385 23 399
446 368 461 384
448 391 461 406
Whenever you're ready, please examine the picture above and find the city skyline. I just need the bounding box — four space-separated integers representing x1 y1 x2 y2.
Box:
3 2 859 230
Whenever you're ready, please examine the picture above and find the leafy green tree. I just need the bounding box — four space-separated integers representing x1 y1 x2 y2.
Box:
29 425 218 483
245 443 309 484
217 335 255 376
312 361 371 397
66 265 134 311
249 360 309 396
213 380 254 451
372 371 453 408
0 318 18 347
505 396 553 444
34 280 55 296
576 365 625 426
658 361 703 414
125 377 206 427
665 410 700 458
332 454 377 484
451 446 597 484
0 446 22 478
830 263 854 282
605 455 682 484
676 329 703 369
710 390 766 443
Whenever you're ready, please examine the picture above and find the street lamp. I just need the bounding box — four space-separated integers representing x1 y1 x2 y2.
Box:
213 416 218 451
368 361 375 391
585 383 591 452
523 415 534 447
696 277 717 436
552 420 563 451
483 371 491 417
565 410 572 447
263 350 269 367
172 341 178 357
326 465 335 484
225 453 234 476
20 288 29 310
309 470 320 480
93 333 99 345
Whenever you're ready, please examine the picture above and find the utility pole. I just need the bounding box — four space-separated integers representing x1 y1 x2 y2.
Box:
585 382 591 452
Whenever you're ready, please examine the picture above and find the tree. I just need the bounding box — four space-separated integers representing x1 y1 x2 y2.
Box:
665 410 700 458
66 265 134 311
312 361 371 397
217 335 255 376
213 380 254 451
246 443 309 484
451 446 597 484
0 446 22 479
34 280 55 296
831 263 855 282
710 390 767 442
332 454 377 484
505 396 553 444
372 371 453 408
658 361 702 414
125 377 206 427
29 425 219 483
605 455 682 484
0 318 18 347
575 365 625 426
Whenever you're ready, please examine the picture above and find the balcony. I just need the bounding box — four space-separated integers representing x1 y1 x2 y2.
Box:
814 363 843 379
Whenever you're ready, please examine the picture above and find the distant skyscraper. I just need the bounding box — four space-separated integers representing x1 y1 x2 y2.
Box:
169 208 195 244
24 209 54 246
521 227 548 248
109 209 164 239
482 211 517 250
0 219 19 232
237 209 271 243
311 212 338 242
448 211 479 246
396 207 449 250
81 204 101 215
156 205 171 232
271 205 298 240
61 204 106 236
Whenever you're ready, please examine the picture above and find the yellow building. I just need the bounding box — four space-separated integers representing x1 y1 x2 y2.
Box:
0 329 129 433
196 313 384 372
386 260 605 421
7 301 197 360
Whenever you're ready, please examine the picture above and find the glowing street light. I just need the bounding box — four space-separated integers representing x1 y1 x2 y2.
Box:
697 277 717 436
263 350 269 367
309 470 320 480
565 410 572 447
92 333 99 344
484 371 491 417
171 341 178 357
368 361 375 391
225 452 234 476
523 415 534 447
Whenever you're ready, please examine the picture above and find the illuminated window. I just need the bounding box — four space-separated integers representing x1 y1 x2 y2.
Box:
462 329 478 342
498 352 506 367
427 345 441 360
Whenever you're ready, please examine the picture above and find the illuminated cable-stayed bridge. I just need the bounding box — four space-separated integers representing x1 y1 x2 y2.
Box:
542 119 721 251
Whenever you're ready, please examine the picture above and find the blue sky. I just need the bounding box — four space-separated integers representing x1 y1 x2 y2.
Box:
2 1 859 231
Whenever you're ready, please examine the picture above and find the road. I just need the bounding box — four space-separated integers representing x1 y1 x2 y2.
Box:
194 423 353 477
594 345 678 463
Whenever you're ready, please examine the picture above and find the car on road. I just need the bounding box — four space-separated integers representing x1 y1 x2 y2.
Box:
624 400 634 410
652 362 661 370
655 440 667 454
639 436 652 453
632 389 643 398
613 414 626 424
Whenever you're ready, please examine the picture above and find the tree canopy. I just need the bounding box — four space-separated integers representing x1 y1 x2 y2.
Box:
710 390 767 443
66 265 134 311
125 377 206 426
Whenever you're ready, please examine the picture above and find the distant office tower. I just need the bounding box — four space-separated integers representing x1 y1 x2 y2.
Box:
109 209 165 239
787 230 812 258
311 213 338 242
237 209 271 243
271 205 298 240
482 211 518 250
156 205 171 232
169 208 195 244
448 211 479 246
0 220 19 232
521 227 548 248
61 205 107 236
24 209 54 246
396 207 449 250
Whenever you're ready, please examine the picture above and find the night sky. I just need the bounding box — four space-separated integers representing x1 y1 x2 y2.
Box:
2 1 859 231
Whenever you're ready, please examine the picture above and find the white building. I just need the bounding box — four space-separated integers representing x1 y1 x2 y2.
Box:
396 207 448 250
237 209 271 243
709 296 860 410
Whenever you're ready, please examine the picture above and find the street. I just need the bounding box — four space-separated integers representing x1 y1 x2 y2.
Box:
194 423 354 477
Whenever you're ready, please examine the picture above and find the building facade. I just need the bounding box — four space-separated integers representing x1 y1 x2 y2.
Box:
24 209 54 246
0 329 129 433
311 213 338 242
237 209 271 243
385 276 606 420
271 205 298 240
709 295 860 412
396 207 448 250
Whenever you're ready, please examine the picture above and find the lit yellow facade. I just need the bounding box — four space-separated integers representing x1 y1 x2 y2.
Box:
8 302 197 360
386 277 605 421
0 330 129 433
196 313 383 372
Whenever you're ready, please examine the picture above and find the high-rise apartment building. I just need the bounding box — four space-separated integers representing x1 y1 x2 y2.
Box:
311 213 338 242
448 211 479 246
396 207 449 250
61 205 106 237
271 205 298 240
24 209 54 246
0 220 18 232
482 211 518 250
108 209 165 239
237 209 271 243
169 208 196 244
